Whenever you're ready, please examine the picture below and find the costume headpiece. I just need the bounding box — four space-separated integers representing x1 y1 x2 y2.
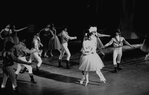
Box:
89 26 97 33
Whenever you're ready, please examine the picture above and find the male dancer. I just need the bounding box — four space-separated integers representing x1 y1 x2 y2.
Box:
14 39 37 83
28 33 43 71
58 27 77 69
104 29 134 73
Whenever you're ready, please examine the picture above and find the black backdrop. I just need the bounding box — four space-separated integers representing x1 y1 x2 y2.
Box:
0 0 149 39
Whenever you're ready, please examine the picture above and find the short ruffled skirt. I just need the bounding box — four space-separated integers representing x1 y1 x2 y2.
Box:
79 53 104 71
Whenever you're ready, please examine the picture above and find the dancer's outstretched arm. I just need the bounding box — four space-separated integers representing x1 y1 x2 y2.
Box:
62 31 77 40
123 38 134 48
97 33 111 37
14 27 28 32
0 29 4 39
104 38 114 47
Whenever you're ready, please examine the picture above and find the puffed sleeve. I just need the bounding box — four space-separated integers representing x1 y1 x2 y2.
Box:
11 52 31 65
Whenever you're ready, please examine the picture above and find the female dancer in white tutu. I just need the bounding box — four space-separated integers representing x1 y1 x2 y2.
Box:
140 33 149 60
79 26 106 86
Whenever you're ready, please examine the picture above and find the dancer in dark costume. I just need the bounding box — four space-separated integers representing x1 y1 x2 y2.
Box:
11 25 27 45
39 24 54 57
48 24 61 58
0 24 14 50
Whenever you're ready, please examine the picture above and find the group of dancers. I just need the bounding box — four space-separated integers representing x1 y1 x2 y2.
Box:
0 24 40 91
0 23 138 91
79 27 135 86
0 23 78 91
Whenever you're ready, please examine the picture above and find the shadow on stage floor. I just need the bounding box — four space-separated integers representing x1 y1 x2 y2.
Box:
33 69 79 84
1 42 149 95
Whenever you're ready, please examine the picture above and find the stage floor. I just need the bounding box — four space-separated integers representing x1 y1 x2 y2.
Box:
1 44 149 95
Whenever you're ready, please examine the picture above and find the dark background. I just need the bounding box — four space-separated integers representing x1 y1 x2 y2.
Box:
0 0 149 40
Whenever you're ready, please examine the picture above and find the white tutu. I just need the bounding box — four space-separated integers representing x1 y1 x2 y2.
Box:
79 53 104 71
140 38 149 52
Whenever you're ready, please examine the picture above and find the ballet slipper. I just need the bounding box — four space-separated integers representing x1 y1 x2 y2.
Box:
80 80 84 84
85 81 89 86
100 79 106 83
1 84 5 89
79 77 85 85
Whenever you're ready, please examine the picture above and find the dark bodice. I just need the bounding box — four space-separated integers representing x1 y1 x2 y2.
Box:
2 51 14 67
1 29 12 38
